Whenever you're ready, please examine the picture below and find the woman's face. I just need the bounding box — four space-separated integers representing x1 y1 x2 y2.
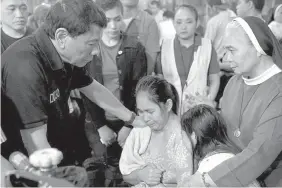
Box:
174 8 197 40
223 25 259 77
136 91 170 132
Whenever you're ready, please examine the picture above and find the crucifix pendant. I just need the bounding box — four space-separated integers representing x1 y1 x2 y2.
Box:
234 129 241 138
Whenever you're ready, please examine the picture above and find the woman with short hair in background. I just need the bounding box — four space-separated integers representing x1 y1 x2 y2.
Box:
156 5 220 114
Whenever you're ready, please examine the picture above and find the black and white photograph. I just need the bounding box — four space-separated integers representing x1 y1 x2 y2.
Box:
1 0 282 187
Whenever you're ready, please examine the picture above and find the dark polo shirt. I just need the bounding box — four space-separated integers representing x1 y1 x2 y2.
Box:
1 27 93 154
124 10 160 55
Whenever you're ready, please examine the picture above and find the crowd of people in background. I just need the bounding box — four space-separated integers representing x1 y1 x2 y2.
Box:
1 0 282 187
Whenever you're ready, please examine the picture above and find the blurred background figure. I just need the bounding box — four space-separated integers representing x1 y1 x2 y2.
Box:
120 0 160 75
268 4 282 43
1 0 33 53
159 10 176 45
143 8 153 15
265 0 282 21
27 4 50 31
223 0 238 13
149 0 165 24
204 0 237 104
205 0 236 62
32 4 49 27
22 0 281 37
236 0 265 20
138 0 151 10
41 0 57 7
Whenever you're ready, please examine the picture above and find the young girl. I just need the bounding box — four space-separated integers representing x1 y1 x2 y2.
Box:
180 104 260 187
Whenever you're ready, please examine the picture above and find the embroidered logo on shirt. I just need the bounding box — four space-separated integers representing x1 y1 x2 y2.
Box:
50 89 60 103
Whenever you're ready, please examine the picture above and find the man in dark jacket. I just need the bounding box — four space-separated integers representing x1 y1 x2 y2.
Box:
83 0 147 162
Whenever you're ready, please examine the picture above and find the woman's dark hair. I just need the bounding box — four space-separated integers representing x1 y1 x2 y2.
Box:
44 0 107 39
135 76 179 115
181 104 241 161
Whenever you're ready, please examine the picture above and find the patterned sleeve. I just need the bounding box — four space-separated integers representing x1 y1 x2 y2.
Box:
177 146 194 186
167 130 194 186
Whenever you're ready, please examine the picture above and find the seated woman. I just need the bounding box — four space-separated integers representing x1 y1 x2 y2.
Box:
180 17 282 187
119 76 193 187
179 104 260 187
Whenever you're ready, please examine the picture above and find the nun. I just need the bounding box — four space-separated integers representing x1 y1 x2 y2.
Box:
180 16 282 187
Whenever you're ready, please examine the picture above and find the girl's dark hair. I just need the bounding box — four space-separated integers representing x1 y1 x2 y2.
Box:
181 104 241 161
135 76 179 115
